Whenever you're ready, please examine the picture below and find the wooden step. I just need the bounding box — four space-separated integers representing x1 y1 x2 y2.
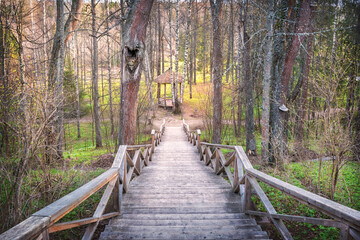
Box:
99 126 269 240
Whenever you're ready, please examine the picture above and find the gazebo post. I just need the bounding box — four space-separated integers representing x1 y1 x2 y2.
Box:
157 83 160 104
164 83 166 107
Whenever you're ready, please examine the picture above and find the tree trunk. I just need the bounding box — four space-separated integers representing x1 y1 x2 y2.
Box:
48 0 82 87
157 2 161 76
55 0 66 158
295 4 317 147
73 31 81 138
241 0 256 155
210 0 223 144
29 0 39 83
168 1 174 104
261 0 274 162
174 0 180 113
279 0 312 131
181 0 191 103
225 0 233 83
193 0 198 85
105 0 114 137
203 2 207 83
91 0 102 148
118 0 154 145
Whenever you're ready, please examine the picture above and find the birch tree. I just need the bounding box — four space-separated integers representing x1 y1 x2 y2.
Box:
181 0 191 103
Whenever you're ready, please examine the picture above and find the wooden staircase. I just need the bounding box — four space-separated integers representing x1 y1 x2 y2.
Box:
2 119 360 240
99 127 269 240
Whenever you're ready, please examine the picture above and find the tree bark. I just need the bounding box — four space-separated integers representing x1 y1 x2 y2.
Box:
91 0 102 148
118 0 154 145
193 0 198 85
181 0 191 103
157 2 161 76
279 0 312 125
261 0 274 162
174 0 180 113
210 0 223 144
295 4 317 147
105 0 115 137
73 31 81 139
203 1 207 83
241 0 256 155
48 0 82 87
55 0 66 158
168 1 174 104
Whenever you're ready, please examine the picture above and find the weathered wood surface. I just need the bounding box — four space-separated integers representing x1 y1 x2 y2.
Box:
100 127 268 240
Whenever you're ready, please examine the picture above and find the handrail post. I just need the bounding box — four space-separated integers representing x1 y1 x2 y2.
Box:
196 129 201 153
151 130 155 153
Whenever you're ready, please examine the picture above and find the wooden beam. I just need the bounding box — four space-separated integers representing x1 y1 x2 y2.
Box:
217 150 234 187
234 146 253 170
111 145 127 168
82 176 118 240
32 168 118 224
245 210 346 229
49 212 119 233
200 142 235 149
247 168 360 230
0 216 50 240
247 176 293 240
126 152 135 167
216 152 235 175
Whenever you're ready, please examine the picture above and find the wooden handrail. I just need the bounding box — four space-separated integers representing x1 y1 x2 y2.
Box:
1 119 166 240
182 119 360 240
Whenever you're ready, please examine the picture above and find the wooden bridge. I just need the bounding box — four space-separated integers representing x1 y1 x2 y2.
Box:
1 119 360 240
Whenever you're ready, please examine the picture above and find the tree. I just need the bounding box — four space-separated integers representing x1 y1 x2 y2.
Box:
91 0 102 148
105 0 115 137
210 0 223 144
295 4 317 147
261 0 275 162
168 1 174 104
174 0 180 113
181 0 191 103
241 0 256 155
118 0 154 145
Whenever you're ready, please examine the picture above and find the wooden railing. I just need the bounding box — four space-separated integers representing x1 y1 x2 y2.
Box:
1 119 166 240
183 119 360 240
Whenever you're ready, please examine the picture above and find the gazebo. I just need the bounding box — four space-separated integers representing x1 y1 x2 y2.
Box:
154 69 183 108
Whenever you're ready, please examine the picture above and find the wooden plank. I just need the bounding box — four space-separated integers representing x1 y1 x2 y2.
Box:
126 152 134 168
111 145 127 168
246 210 346 229
0 216 50 240
247 176 293 240
126 144 151 150
49 212 119 233
205 147 212 166
200 142 235 149
143 148 149 166
216 152 235 175
350 228 360 240
217 151 234 187
234 146 253 170
82 177 118 240
32 168 118 224
247 168 360 229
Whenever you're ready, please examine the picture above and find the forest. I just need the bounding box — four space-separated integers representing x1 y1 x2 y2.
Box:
0 0 359 239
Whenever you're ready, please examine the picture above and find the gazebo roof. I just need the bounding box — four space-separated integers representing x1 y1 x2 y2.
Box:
154 69 183 84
